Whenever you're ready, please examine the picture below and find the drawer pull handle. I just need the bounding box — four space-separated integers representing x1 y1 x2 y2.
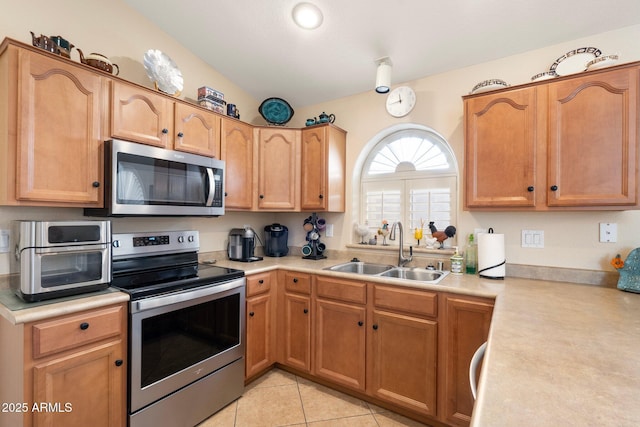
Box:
115 359 123 367
177 132 184 138
80 322 90 330
258 279 264 284
293 278 298 283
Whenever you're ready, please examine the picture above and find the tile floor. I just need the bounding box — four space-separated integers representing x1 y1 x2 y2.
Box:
197 368 432 427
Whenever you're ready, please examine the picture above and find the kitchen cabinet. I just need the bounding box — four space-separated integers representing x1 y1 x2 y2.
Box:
221 118 255 210
300 124 347 212
0 303 127 427
464 62 639 210
314 276 367 391
245 271 276 380
439 294 493 427
111 81 221 157
256 127 300 210
0 40 105 207
277 271 311 372
368 284 438 417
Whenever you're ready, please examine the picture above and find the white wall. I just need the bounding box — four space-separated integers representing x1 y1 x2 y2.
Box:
1 0 639 275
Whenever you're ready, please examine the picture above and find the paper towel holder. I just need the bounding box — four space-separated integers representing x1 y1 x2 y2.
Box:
478 228 506 280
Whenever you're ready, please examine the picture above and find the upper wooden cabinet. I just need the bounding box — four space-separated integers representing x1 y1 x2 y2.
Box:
221 118 255 210
301 124 347 212
256 127 300 211
111 81 221 157
0 40 105 207
464 62 639 210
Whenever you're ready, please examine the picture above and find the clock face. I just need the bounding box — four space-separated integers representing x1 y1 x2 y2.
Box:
385 86 416 117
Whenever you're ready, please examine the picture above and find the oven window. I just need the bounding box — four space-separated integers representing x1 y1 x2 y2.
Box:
41 251 104 287
140 293 241 388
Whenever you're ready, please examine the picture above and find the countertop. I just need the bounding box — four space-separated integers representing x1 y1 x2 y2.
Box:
2 254 638 426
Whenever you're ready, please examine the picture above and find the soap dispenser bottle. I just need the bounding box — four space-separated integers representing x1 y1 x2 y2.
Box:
450 246 463 275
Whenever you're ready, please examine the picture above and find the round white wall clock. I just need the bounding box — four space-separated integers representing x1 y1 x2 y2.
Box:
385 86 416 117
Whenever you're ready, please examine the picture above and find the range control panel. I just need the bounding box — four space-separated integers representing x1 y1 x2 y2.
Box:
112 230 199 258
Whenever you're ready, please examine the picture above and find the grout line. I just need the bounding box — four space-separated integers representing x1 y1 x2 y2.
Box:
294 373 309 426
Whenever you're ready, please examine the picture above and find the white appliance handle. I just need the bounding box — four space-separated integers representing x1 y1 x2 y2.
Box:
469 341 487 400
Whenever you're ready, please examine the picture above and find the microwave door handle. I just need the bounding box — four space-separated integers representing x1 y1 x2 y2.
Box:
205 167 215 207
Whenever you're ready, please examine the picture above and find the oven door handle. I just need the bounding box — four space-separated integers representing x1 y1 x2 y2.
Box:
132 278 244 312
205 167 215 207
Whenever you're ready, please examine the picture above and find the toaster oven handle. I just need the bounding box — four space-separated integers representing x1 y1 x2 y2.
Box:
205 167 215 207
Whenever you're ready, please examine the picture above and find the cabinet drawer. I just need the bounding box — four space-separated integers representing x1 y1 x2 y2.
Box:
316 276 366 304
32 305 124 358
373 285 437 318
282 271 311 295
247 272 273 297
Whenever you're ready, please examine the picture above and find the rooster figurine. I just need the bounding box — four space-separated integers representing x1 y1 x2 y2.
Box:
428 221 456 248
353 222 370 244
377 220 390 245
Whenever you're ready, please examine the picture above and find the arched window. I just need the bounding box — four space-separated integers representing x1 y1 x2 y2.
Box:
358 125 458 246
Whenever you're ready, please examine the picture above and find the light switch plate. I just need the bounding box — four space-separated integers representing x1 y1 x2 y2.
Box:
325 224 334 237
599 223 617 243
0 229 9 253
522 230 544 248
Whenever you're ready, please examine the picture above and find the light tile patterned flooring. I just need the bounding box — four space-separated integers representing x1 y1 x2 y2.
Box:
198 368 432 427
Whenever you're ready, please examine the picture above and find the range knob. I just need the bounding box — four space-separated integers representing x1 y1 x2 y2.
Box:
188 235 195 243
112 240 120 248
177 236 185 243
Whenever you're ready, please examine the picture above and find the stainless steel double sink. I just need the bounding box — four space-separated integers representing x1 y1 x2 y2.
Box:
324 261 449 284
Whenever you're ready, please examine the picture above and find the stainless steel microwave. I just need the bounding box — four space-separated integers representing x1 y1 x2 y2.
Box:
10 220 112 302
85 139 225 217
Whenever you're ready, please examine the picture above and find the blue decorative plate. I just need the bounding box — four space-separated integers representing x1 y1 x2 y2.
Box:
259 98 294 125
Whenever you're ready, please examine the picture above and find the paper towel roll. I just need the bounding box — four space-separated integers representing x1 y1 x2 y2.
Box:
477 232 505 279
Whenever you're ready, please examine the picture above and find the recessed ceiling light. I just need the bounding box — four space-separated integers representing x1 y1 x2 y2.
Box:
292 3 323 30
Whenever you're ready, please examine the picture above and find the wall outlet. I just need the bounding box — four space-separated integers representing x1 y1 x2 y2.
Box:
325 224 334 237
0 229 9 253
599 223 617 243
522 230 544 248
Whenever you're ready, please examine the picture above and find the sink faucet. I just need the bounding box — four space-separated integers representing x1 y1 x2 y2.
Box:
390 221 413 267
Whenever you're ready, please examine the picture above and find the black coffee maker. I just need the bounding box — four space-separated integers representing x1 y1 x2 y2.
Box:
228 227 263 262
263 224 289 257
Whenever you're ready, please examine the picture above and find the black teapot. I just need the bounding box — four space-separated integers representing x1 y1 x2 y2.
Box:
318 112 335 124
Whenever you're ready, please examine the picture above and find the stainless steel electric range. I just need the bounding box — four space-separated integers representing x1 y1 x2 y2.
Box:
111 230 245 427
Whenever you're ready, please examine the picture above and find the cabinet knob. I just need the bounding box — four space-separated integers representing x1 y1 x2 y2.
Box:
318 194 324 199
115 359 123 367
224 192 228 197
293 278 298 283
259 194 264 199
162 128 169 134
550 185 558 191
358 321 364 326
249 311 255 317
372 324 378 330
527 186 534 192
177 132 184 138
79 322 89 330
303 308 309 314
92 181 100 188
258 279 264 284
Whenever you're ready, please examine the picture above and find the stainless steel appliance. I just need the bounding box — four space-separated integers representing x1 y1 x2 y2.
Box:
227 227 263 262
10 220 111 302
111 230 245 427
264 223 289 257
85 139 225 217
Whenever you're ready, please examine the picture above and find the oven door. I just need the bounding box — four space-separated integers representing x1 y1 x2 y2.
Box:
129 278 245 413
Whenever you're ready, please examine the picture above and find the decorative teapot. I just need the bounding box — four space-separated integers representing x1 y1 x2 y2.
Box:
77 49 119 75
50 35 74 58
305 117 317 126
30 32 59 55
318 112 335 124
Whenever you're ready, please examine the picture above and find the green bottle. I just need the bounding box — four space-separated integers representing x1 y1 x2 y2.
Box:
465 233 477 274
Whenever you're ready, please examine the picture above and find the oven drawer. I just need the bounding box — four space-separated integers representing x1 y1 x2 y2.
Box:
32 305 124 358
246 272 272 297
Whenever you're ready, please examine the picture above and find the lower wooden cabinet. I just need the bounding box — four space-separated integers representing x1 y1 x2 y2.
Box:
277 271 312 372
439 294 494 427
0 302 127 427
245 271 276 380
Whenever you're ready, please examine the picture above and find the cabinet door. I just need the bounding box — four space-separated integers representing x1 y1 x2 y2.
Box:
32 340 125 427
314 299 366 391
111 81 173 148
221 118 255 209
464 87 538 208
440 295 493 427
547 68 638 206
368 310 438 417
246 293 273 379
174 102 221 157
301 126 327 210
281 292 311 372
257 128 299 210
15 49 104 205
